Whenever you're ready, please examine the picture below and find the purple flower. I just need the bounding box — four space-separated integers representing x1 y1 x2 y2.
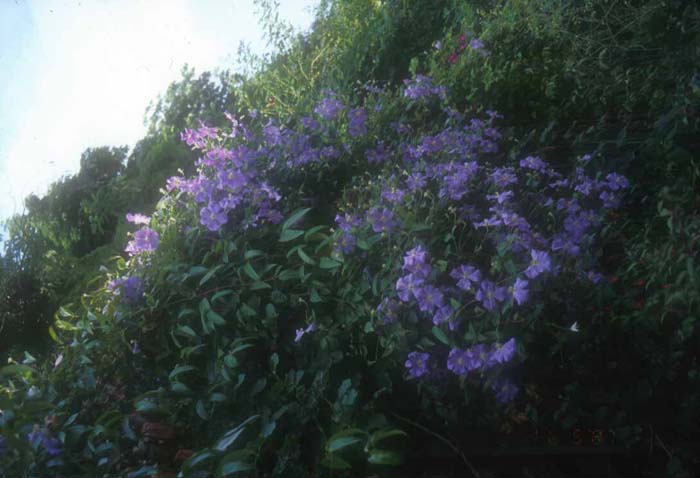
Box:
126 213 151 225
487 190 514 205
491 167 518 188
549 178 570 189
403 246 429 272
450 265 482 291
108 276 144 304
201 204 229 231
377 298 400 324
405 351 430 378
586 270 605 284
406 172 427 191
448 344 493 375
420 135 445 155
490 338 516 364
125 227 160 256
433 305 454 326
367 207 398 233
381 187 407 204
295 323 317 343
335 232 357 254
314 92 346 120
492 378 519 403
525 249 552 279
575 177 598 196
28 429 43 448
519 155 546 171
511 278 529 305
348 107 368 137
470 344 496 370
415 285 445 313
367 142 391 164
551 234 581 257
27 429 64 456
469 38 483 49
606 173 629 191
403 75 446 101
475 280 507 311
335 213 362 232
396 273 424 302
300 115 320 131
166 175 187 191
447 348 470 375
599 190 620 209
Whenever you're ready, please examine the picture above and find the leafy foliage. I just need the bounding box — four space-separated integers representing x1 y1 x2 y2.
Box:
1 1 699 477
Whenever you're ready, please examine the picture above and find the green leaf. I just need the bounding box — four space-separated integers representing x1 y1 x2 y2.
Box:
310 288 322 303
48 326 60 343
242 263 260 281
431 326 450 346
215 415 259 452
175 325 197 338
327 436 363 453
282 207 312 231
265 303 278 319
297 247 316 265
304 225 327 240
182 449 218 473
326 428 367 452
280 229 304 242
122 416 137 441
320 455 352 470
244 249 265 260
200 266 220 286
127 465 158 478
212 289 234 303
0 364 33 377
320 257 342 269
367 450 404 465
187 266 209 278
369 429 408 447
250 281 271 290
169 365 196 380
196 400 209 420
171 382 190 394
208 310 226 326
217 450 255 477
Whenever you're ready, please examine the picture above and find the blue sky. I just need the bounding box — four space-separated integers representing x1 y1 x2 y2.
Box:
0 0 317 224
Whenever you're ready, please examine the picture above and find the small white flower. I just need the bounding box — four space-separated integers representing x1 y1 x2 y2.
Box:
569 322 579 333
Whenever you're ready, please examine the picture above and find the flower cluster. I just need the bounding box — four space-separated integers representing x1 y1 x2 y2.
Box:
447 34 489 64
446 338 516 376
314 91 347 121
107 275 144 304
169 118 283 232
403 74 447 101
27 428 63 456
126 213 151 225
125 227 160 256
317 74 628 400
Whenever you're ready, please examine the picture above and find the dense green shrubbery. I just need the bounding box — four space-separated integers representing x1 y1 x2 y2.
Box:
1 0 699 476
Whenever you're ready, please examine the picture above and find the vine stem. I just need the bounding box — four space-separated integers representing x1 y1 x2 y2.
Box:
390 412 480 478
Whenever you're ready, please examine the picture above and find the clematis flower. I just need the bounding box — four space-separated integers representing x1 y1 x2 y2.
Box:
405 351 431 378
